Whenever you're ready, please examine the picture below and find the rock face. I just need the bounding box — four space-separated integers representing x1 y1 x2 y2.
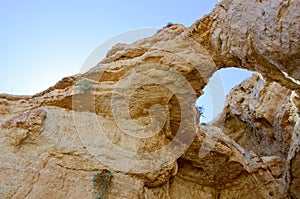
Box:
189 0 300 93
212 75 300 198
0 0 299 198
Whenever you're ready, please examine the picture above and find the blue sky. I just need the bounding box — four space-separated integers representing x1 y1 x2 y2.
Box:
197 68 252 123
0 0 218 94
0 0 252 122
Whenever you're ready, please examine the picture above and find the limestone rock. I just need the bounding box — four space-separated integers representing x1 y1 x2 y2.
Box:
0 0 299 198
213 75 300 198
217 75 294 158
189 0 300 93
1 108 46 147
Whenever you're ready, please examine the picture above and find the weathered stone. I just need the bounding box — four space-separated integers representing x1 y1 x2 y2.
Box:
189 0 300 94
0 0 299 198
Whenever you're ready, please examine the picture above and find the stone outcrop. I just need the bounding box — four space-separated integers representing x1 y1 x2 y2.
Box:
189 0 300 93
0 0 299 198
212 75 300 198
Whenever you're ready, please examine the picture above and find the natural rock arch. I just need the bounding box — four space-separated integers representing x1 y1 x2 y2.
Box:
189 0 300 94
0 0 299 198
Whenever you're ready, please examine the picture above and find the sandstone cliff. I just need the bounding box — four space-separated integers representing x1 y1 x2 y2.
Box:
0 0 299 198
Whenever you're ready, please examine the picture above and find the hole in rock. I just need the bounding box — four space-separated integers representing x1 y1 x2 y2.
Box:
196 68 253 123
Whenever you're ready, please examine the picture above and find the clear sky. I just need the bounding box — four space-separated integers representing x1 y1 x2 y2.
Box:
0 0 218 94
197 68 252 123
0 0 252 122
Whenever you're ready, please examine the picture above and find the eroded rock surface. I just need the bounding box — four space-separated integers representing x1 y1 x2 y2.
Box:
212 75 300 198
0 0 299 198
189 0 300 93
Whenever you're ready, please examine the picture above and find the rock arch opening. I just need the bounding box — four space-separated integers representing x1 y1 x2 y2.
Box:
196 67 253 123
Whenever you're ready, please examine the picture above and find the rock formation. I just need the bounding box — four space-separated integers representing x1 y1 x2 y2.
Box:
0 0 299 198
189 0 300 94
